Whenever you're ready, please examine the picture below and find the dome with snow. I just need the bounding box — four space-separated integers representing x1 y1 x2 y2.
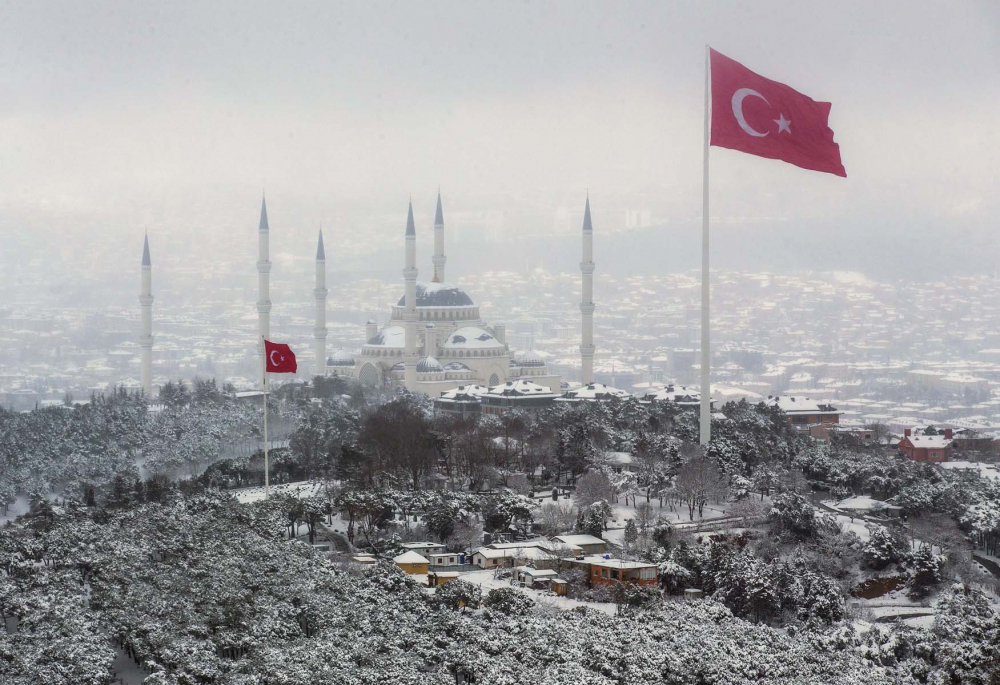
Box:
327 350 356 367
397 282 474 308
416 356 443 373
366 325 405 347
442 326 504 350
517 351 546 368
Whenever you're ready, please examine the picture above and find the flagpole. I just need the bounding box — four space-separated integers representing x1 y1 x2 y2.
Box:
700 44 712 446
262 337 270 499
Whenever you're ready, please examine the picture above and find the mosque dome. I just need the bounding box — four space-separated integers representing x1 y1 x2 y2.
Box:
517 351 546 368
416 356 443 373
442 326 505 350
397 282 475 308
366 325 405 347
327 349 356 367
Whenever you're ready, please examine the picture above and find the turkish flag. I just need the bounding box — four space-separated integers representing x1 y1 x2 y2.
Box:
710 49 846 178
264 340 297 373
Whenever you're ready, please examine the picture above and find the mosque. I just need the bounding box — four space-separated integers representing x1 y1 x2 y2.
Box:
138 191 598 398
326 193 565 394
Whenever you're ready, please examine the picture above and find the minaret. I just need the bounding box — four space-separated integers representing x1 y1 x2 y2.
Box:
257 195 272 386
580 196 595 385
314 229 328 377
139 234 154 396
403 201 419 389
432 190 446 283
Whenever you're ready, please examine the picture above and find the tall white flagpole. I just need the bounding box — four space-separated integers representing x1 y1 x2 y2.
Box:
700 45 712 446
262 337 270 499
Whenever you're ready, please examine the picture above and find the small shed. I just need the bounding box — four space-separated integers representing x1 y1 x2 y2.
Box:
351 555 377 566
684 588 704 601
428 571 461 587
393 551 430 575
427 551 464 566
551 579 568 596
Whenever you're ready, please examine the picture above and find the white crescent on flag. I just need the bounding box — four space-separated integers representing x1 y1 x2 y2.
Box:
731 87 770 137
269 350 281 366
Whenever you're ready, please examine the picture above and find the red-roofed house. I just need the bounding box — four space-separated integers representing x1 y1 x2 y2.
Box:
898 429 954 462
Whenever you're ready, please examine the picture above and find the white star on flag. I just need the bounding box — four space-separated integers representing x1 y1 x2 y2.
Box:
774 113 792 134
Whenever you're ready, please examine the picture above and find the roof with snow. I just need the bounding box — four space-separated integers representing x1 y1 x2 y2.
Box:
397 282 475 307
902 434 954 449
438 384 489 400
764 395 839 415
327 350 356 367
416 356 443 373
444 326 504 349
367 325 405 347
393 551 429 564
486 380 559 397
557 383 631 402
552 534 605 547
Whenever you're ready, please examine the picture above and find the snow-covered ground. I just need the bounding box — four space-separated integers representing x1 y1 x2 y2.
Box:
454 568 617 615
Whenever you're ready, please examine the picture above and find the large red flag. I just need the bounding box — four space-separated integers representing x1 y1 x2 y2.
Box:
710 49 846 177
264 340 297 374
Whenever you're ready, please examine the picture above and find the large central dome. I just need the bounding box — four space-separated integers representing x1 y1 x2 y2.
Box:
397 282 475 307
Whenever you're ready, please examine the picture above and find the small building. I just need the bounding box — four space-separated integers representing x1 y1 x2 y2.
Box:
481 380 560 416
641 384 709 410
551 534 608 556
563 556 657 587
898 429 954 462
433 384 488 417
400 541 446 555
765 395 841 429
426 551 464 566
393 551 430 575
428 571 461 587
555 382 632 404
683 588 704 601
351 555 377 566
471 544 558 569
514 566 559 589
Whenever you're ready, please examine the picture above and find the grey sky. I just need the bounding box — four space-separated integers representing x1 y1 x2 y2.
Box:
0 1 997 281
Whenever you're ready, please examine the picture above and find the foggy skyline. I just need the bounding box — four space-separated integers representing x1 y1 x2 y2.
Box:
0 0 997 288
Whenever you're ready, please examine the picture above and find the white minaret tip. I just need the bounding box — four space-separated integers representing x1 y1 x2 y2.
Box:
259 195 269 232
316 229 325 261
406 200 416 236
141 233 151 266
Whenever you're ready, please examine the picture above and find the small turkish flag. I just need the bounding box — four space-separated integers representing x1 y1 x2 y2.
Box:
710 49 846 178
264 340 297 374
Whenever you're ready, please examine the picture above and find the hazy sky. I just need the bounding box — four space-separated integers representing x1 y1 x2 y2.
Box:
0 1 997 281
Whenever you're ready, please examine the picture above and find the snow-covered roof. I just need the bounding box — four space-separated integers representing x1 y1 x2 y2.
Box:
443 326 504 349
903 434 954 449
327 349 356 367
764 395 839 414
557 383 631 402
397 282 475 308
367 325 405 347
416 356 443 373
644 384 701 404
393 551 430 564
552 534 605 547
438 384 489 400
486 380 559 397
